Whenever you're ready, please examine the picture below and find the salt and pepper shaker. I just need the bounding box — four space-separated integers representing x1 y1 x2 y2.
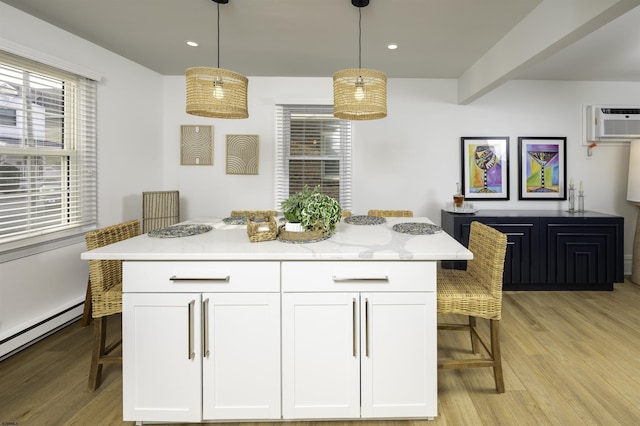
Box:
568 179 575 212
578 180 585 212
568 178 585 213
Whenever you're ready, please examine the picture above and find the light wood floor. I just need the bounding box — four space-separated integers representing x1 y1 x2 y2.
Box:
2 280 640 425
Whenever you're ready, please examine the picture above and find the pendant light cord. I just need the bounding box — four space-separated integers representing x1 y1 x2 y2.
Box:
358 7 362 69
217 2 221 68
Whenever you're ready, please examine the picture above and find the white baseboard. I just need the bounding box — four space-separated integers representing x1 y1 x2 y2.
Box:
624 254 632 277
0 302 84 360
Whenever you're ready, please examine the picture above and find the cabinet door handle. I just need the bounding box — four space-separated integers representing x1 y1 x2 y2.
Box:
170 275 230 282
352 298 357 357
187 300 195 360
202 298 210 358
333 276 389 283
365 297 370 357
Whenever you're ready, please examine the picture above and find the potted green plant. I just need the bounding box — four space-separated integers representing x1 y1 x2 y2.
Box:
281 185 342 235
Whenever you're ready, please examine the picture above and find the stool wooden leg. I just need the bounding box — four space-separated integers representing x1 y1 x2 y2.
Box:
469 316 480 354
81 277 92 327
490 319 505 393
88 316 106 391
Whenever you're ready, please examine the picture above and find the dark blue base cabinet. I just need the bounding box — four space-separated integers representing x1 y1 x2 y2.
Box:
441 210 624 291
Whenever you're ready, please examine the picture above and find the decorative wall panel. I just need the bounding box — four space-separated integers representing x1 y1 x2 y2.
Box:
181 125 213 166
226 134 259 175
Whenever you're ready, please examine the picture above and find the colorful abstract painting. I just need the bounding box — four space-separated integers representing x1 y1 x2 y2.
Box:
518 137 567 200
461 137 509 200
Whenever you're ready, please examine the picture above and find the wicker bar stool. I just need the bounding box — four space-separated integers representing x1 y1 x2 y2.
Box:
142 190 180 233
367 209 413 217
85 219 140 391
437 221 508 393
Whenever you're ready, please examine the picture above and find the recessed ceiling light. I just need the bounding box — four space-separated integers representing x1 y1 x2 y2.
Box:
387 44 398 50
186 40 199 47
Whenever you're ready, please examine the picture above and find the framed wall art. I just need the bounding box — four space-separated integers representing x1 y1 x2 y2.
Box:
181 125 213 166
226 134 259 175
518 137 567 200
460 137 510 200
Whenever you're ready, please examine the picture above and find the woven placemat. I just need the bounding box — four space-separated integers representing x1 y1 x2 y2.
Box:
344 215 386 225
392 223 442 235
148 224 213 238
223 216 247 225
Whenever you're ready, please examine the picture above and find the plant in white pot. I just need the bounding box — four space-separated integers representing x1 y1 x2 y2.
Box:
281 185 342 235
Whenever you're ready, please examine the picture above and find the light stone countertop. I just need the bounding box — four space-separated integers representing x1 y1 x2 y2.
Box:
81 217 472 261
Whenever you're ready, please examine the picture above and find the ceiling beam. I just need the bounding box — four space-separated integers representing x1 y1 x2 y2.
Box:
457 0 640 104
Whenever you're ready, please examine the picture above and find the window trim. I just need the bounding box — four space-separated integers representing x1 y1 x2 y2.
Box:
0 231 88 263
0 37 102 81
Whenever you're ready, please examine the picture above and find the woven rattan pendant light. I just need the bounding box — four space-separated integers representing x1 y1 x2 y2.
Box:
333 0 387 120
186 0 248 119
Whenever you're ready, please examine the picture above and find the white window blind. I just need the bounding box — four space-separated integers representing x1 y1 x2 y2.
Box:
0 50 97 255
275 104 352 211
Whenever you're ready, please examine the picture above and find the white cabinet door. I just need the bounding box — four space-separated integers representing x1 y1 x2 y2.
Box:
202 293 281 420
123 293 202 423
282 292 361 419
360 292 437 418
282 292 437 420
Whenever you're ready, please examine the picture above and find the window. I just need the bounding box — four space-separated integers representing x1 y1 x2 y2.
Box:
0 107 17 126
275 104 352 211
0 51 97 256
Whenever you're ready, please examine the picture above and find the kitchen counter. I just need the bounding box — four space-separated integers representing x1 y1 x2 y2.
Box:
81 216 472 261
82 216 471 424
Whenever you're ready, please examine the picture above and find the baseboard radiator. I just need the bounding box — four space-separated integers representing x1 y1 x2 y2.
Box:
0 301 84 361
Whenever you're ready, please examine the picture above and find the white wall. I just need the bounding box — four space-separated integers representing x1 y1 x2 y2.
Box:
0 3 164 357
162 76 639 266
3 1 640 358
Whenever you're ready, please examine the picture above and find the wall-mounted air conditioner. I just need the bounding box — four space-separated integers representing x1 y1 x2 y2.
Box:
586 105 640 141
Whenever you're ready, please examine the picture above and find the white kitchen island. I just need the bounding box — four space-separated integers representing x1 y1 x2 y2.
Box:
81 217 472 424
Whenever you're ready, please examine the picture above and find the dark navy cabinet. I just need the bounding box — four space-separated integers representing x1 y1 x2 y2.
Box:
441 210 624 290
